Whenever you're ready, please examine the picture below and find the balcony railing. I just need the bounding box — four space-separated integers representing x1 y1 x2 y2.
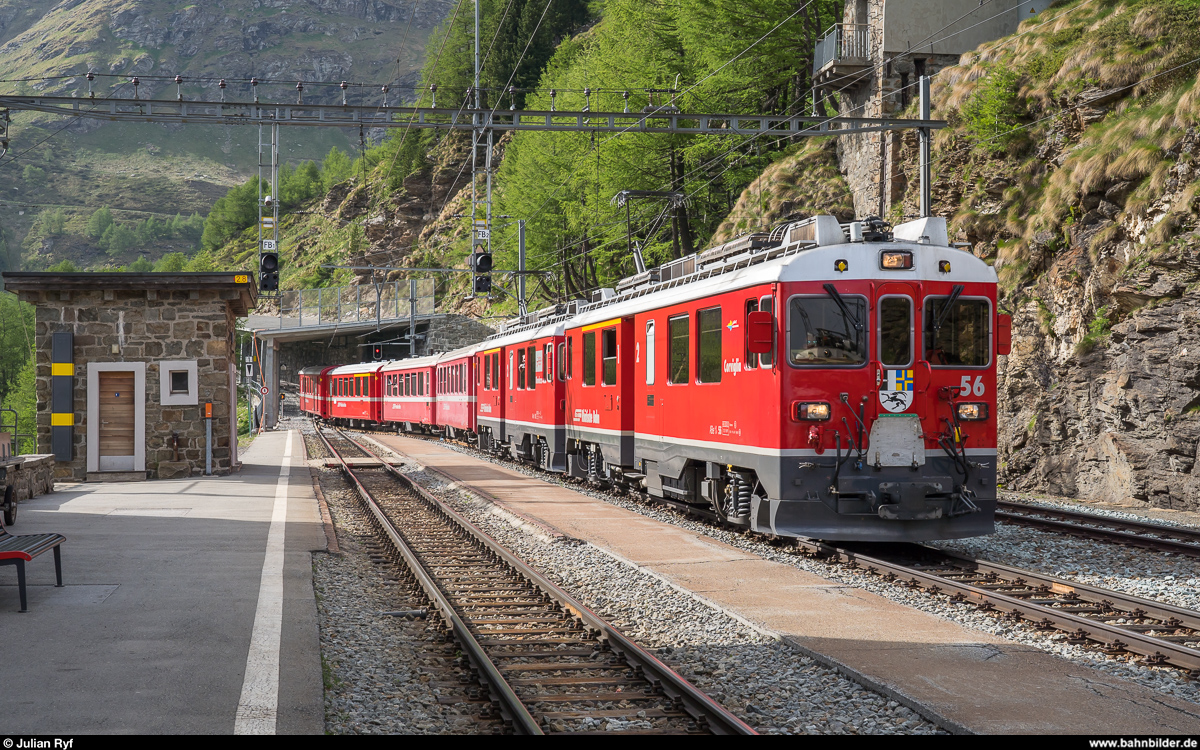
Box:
813 23 871 74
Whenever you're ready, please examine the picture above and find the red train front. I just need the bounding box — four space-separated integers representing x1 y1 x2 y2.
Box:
558 215 1002 541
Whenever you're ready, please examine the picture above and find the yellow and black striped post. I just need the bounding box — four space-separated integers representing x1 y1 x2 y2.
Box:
51 331 73 460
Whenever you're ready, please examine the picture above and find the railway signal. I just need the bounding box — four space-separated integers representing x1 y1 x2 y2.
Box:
259 247 279 292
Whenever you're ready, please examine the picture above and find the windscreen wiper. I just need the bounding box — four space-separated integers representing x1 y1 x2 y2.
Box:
933 284 965 332
822 283 863 331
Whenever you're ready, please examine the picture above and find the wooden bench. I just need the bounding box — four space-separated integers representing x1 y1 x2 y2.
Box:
0 516 64 612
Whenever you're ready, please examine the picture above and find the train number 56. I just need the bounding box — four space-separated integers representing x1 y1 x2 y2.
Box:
960 375 985 396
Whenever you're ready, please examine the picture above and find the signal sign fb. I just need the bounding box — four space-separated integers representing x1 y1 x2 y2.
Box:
262 240 276 251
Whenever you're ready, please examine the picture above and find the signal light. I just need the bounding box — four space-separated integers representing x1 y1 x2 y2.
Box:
371 345 383 361
259 252 279 292
471 252 493 273
473 275 492 295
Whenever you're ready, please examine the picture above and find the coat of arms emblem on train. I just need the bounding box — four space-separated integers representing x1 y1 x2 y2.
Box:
879 369 914 413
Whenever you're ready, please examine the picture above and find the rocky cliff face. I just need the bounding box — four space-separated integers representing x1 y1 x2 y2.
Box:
880 0 1200 512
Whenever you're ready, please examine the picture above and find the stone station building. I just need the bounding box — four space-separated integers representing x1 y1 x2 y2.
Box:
2 272 257 481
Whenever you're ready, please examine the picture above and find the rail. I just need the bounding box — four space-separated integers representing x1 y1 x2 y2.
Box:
814 23 871 73
322 425 757 734
252 279 435 330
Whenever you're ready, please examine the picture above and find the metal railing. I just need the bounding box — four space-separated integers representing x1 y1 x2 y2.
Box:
263 279 436 329
814 23 871 73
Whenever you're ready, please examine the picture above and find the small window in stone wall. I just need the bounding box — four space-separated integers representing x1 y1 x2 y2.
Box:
159 360 199 406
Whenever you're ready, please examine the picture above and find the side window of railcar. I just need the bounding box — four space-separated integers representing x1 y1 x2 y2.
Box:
601 328 617 386
645 320 655 386
583 331 596 386
527 345 536 389
759 296 775 367
924 297 990 368
492 353 499 389
543 344 552 383
744 299 758 370
517 348 527 389
567 337 573 379
668 314 689 384
788 295 867 367
557 343 566 381
698 306 722 384
508 352 515 390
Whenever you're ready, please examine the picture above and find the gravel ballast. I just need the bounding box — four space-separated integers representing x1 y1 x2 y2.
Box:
394 434 1200 708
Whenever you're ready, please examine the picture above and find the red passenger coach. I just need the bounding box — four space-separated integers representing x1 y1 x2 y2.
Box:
298 365 336 419
328 362 385 425
381 356 437 430
476 324 566 469
562 316 634 479
434 349 477 438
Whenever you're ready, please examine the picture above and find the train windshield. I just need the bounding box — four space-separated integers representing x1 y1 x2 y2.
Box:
788 295 867 366
924 296 990 367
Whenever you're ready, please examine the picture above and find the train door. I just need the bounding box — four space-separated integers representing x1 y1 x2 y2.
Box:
641 318 659 439
872 281 924 466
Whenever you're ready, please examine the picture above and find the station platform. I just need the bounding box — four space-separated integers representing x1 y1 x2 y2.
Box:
0 430 324 735
370 433 1200 735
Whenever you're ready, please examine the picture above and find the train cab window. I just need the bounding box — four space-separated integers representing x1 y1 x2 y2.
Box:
879 296 913 367
517 348 527 389
645 320 656 386
557 343 567 381
508 352 515 390
567 337 573 379
583 331 596 386
484 357 490 390
924 296 990 367
492 353 500 390
544 344 553 383
527 345 536 389
744 300 758 370
788 295 867 366
698 306 722 383
668 314 690 384
759 296 775 367
601 328 617 386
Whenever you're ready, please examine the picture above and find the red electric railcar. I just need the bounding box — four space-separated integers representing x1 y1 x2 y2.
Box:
328 362 386 425
298 365 336 419
381 356 437 430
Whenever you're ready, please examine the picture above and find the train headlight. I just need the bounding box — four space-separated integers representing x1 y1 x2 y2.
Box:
796 402 831 421
957 402 988 421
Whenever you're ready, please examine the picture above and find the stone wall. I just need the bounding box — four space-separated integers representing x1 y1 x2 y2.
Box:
831 0 960 217
4 455 54 502
426 315 495 354
29 288 238 481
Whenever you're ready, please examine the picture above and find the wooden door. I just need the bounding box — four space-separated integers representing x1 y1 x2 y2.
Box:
98 371 135 460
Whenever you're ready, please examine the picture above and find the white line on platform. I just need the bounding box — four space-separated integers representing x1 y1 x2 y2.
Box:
234 430 293 735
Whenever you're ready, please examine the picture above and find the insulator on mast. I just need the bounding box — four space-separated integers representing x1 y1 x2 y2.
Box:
623 90 630 113
340 80 348 106
174 75 183 101
86 71 95 99
429 83 437 108
509 86 516 111
296 81 304 104
251 77 259 103
549 89 556 112
381 85 389 107
218 78 227 103
130 77 139 99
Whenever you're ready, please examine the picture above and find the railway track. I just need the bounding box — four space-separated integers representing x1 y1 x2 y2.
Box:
340 427 1200 678
314 425 757 735
995 500 1200 558
797 540 1200 677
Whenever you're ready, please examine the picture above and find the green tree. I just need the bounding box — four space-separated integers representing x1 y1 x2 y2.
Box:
86 207 114 239
37 208 67 236
128 256 154 272
104 223 137 256
0 357 35 454
281 161 322 210
201 178 264 251
21 165 45 183
46 259 79 272
320 147 353 192
154 252 187 272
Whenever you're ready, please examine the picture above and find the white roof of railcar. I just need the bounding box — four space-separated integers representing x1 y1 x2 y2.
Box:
329 361 389 376
380 354 440 371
